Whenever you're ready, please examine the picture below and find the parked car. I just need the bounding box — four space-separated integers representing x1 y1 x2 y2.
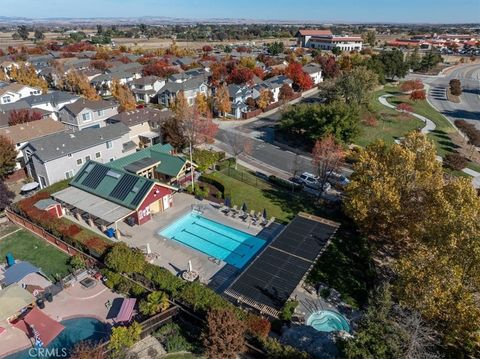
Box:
297 172 331 192
328 172 350 187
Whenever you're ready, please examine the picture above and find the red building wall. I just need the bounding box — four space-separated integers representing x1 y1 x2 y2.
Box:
135 184 173 225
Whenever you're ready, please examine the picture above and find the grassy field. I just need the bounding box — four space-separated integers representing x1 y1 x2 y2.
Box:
203 166 330 223
355 88 424 147
0 229 70 280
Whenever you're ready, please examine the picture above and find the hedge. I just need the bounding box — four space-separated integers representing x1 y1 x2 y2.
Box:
268 175 302 191
199 175 225 195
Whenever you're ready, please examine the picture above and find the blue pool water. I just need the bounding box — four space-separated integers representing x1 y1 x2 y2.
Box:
6 317 110 359
160 212 266 268
307 310 351 333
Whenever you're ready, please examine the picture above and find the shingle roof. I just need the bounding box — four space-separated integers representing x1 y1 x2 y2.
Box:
108 108 173 128
132 76 162 86
302 63 322 74
107 143 187 177
28 122 129 162
70 161 155 210
297 29 333 37
0 118 65 144
22 91 79 107
63 98 117 116
158 76 206 95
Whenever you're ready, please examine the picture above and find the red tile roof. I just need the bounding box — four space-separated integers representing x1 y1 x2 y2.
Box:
297 29 332 36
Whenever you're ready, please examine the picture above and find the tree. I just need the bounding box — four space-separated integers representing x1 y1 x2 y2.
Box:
17 26 29 40
105 243 145 274
362 31 376 47
256 89 273 110
345 131 444 243
215 84 231 117
195 92 209 116
419 49 443 72
70 341 105 359
111 80 136 112
139 291 169 316
410 90 426 101
8 109 42 126
400 79 423 93
9 64 48 93
34 29 45 41
378 49 408 80
397 103 413 113
221 131 253 170
171 91 190 121
267 41 285 56
332 47 342 56
311 135 345 191
407 47 421 71
335 66 378 106
64 71 99 100
316 55 340 79
202 308 246 359
161 117 187 151
449 79 462 96
285 62 313 91
279 83 294 103
69 254 86 270
0 135 17 180
108 322 142 356
227 67 254 84
0 181 14 212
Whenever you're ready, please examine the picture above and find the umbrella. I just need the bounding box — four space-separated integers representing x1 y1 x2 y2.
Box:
262 209 267 219
21 182 39 192
146 243 151 255
29 324 44 349
224 197 231 208
241 203 247 212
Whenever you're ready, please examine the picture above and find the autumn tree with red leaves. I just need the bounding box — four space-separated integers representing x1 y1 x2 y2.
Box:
90 60 111 71
400 79 424 93
316 55 340 79
142 61 178 77
410 90 426 101
8 109 43 126
311 135 345 191
397 103 413 113
202 308 246 359
279 83 295 102
227 67 254 85
285 62 313 91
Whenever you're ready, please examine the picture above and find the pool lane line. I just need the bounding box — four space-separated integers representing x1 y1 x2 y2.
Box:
191 221 254 249
181 229 246 258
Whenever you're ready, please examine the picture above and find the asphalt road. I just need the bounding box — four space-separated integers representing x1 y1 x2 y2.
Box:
407 63 480 129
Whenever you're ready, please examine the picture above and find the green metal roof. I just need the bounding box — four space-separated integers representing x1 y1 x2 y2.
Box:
107 143 187 178
70 161 155 210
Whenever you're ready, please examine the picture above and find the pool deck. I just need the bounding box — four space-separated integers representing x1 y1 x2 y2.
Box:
0 280 121 358
118 193 280 290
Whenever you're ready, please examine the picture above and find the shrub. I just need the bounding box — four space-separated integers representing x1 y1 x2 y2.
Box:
105 243 145 274
199 175 225 195
155 322 192 353
69 254 86 270
449 79 462 96
279 300 299 322
410 90 426 101
247 315 271 339
444 153 468 171
397 103 413 113
400 79 423 93
139 291 169 316
268 175 302 191
363 115 378 127
320 288 331 299
259 337 309 359
192 149 225 171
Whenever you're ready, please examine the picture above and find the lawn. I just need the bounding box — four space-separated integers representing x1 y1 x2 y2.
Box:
0 223 19 238
307 225 375 308
355 88 424 147
0 229 71 281
202 166 330 223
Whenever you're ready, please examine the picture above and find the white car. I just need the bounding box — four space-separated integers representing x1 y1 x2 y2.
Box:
298 172 331 192
328 172 350 187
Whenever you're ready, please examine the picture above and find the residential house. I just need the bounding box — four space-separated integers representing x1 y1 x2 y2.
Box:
23 122 135 188
254 75 293 103
0 118 66 170
108 143 197 187
107 108 173 147
22 91 79 121
227 84 255 119
130 76 165 104
90 71 138 96
59 98 118 131
302 63 323 85
157 76 208 106
0 83 42 105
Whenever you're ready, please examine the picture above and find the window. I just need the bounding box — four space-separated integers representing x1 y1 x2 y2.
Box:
97 110 104 117
76 158 83 166
95 152 101 159
85 155 91 162
65 170 75 179
39 176 47 188
67 153 72 158
2 96 11 103
82 112 92 122
106 141 113 149
109 157 115 162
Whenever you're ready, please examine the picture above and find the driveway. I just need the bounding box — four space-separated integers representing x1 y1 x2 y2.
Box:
406 63 480 129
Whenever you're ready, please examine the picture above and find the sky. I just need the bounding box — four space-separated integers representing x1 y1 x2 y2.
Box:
2 0 479 23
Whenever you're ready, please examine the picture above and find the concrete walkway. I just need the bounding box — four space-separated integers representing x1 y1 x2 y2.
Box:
378 94 480 188
378 94 436 134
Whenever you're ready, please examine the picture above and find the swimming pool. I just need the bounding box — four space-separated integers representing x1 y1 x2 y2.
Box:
159 212 266 268
6 317 110 359
306 310 350 333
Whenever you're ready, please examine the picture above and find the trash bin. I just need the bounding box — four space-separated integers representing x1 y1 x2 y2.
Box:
105 228 115 238
36 298 45 309
45 292 53 302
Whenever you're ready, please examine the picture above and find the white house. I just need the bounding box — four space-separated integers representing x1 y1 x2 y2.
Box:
227 85 255 119
59 98 119 131
302 63 323 85
157 76 208 107
0 83 42 105
130 76 165 104
22 91 79 121
254 75 293 103
23 123 135 188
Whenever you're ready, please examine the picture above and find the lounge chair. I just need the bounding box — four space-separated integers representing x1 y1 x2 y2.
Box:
231 205 238 217
239 211 249 221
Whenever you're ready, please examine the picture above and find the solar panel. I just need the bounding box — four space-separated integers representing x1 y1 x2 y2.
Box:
130 181 151 207
109 174 138 201
81 164 109 189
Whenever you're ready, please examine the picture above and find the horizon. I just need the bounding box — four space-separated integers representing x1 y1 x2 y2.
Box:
1 0 479 24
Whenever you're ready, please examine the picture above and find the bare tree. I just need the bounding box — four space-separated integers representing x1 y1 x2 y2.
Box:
311 135 345 191
224 131 253 170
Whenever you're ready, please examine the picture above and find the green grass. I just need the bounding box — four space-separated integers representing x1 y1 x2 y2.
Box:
307 225 374 308
0 224 19 238
467 162 480 173
355 88 424 147
0 229 71 280
39 179 70 195
203 166 329 223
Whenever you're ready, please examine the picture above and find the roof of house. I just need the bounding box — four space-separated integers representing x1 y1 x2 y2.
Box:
158 76 206 95
3 262 41 286
0 118 65 144
297 29 333 37
302 63 322 74
0 83 39 97
107 143 188 177
132 75 163 86
0 284 35 321
108 108 173 128
90 71 134 84
34 198 60 210
27 122 129 162
22 91 79 107
69 161 156 210
63 98 117 116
